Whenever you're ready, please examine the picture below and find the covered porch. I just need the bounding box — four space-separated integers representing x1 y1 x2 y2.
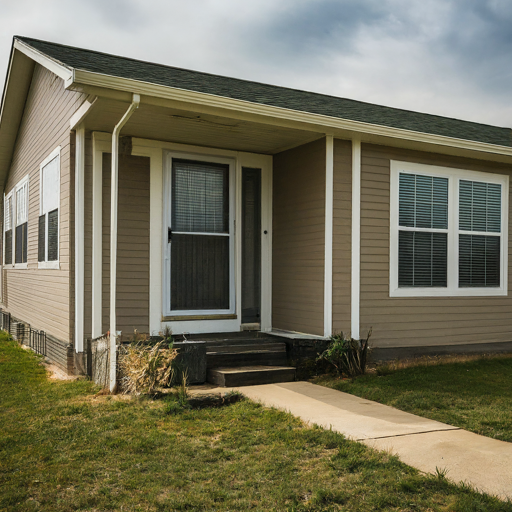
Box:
72 93 341 362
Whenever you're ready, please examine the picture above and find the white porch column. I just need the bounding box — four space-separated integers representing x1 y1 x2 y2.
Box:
351 138 361 340
324 135 334 337
91 132 107 339
74 124 85 352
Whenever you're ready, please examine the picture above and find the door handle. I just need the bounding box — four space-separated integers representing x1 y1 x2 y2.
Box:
168 228 172 242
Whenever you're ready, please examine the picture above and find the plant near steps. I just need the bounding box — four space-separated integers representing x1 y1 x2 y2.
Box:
118 340 178 395
318 329 372 378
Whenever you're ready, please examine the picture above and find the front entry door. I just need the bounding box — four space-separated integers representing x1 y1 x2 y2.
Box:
168 158 232 314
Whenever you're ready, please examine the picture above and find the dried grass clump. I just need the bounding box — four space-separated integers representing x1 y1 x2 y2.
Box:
118 340 178 395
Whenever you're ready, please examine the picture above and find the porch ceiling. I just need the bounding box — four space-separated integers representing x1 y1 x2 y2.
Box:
82 97 323 154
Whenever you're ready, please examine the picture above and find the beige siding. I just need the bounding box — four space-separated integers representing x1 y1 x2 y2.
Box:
102 153 150 336
272 138 325 336
1 65 86 342
360 143 512 348
332 139 352 336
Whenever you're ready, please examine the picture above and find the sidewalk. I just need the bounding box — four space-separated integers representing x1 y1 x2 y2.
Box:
233 381 512 500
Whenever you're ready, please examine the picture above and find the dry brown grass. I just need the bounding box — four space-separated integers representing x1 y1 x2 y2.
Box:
118 340 178 395
373 351 512 374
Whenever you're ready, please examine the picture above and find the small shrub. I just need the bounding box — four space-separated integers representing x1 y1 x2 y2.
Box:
318 329 372 378
118 340 178 395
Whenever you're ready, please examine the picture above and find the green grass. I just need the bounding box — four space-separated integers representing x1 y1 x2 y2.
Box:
1 334 510 511
314 354 512 442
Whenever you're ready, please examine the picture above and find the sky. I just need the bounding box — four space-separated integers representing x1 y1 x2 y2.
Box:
1 0 512 127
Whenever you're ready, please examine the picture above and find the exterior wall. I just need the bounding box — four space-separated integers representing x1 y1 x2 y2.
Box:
272 138 326 336
332 139 352 336
360 143 512 348
102 153 151 336
1 64 86 342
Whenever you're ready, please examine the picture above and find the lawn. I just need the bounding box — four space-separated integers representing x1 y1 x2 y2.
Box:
314 354 512 442
1 334 510 511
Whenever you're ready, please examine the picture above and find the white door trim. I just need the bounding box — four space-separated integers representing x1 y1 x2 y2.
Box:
131 138 272 335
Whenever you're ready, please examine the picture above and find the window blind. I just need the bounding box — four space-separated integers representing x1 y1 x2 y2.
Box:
47 209 58 261
399 231 447 287
399 173 448 229
398 173 448 287
172 159 229 234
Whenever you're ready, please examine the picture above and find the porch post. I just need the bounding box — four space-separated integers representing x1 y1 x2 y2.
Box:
74 124 85 354
91 133 104 339
351 138 361 340
324 135 334 338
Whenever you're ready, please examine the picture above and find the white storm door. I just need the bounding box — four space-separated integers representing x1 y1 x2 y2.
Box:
165 156 235 316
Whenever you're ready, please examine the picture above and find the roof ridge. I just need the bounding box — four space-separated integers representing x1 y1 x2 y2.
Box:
15 36 510 133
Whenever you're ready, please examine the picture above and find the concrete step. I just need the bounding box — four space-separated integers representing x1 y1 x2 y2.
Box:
207 366 296 387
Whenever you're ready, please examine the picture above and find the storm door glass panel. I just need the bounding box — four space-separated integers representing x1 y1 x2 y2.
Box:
241 168 261 323
170 159 230 311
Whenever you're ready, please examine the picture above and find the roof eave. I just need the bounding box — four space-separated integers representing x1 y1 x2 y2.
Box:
68 68 512 160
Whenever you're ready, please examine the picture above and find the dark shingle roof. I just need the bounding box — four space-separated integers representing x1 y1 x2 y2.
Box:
16 36 512 148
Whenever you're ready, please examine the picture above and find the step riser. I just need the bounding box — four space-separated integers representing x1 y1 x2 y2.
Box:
207 353 288 369
207 343 286 354
207 368 296 387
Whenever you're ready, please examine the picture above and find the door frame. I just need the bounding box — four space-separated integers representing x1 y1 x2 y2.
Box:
132 138 272 335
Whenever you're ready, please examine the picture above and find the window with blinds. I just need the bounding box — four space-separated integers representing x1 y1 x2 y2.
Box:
15 180 28 264
4 193 12 265
398 173 448 287
39 152 60 264
458 180 501 287
391 161 507 297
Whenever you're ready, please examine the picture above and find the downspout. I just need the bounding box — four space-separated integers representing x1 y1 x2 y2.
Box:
109 93 140 392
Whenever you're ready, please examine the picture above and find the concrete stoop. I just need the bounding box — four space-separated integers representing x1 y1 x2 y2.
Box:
207 366 296 387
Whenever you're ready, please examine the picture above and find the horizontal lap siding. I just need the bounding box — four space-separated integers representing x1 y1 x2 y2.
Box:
1 65 86 342
272 138 325 336
332 139 352 336
102 153 150 336
360 143 512 348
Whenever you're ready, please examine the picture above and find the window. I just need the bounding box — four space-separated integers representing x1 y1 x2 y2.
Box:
390 161 508 297
15 177 28 264
3 192 13 265
39 148 60 268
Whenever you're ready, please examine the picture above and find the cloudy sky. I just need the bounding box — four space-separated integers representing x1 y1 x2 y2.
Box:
1 0 512 127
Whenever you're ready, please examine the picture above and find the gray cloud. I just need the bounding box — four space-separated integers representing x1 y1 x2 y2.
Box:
0 0 511 126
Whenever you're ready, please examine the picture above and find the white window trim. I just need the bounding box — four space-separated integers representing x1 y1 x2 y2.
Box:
390 160 509 297
162 151 236 317
38 146 61 269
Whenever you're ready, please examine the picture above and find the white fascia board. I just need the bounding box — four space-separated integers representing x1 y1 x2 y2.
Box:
69 96 97 129
13 39 73 82
69 69 512 159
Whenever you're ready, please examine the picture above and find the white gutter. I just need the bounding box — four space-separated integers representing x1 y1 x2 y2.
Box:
109 93 140 393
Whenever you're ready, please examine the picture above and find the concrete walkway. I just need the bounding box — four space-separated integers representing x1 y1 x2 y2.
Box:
233 381 512 500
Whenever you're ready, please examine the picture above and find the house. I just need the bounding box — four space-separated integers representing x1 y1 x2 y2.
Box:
1 36 512 377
